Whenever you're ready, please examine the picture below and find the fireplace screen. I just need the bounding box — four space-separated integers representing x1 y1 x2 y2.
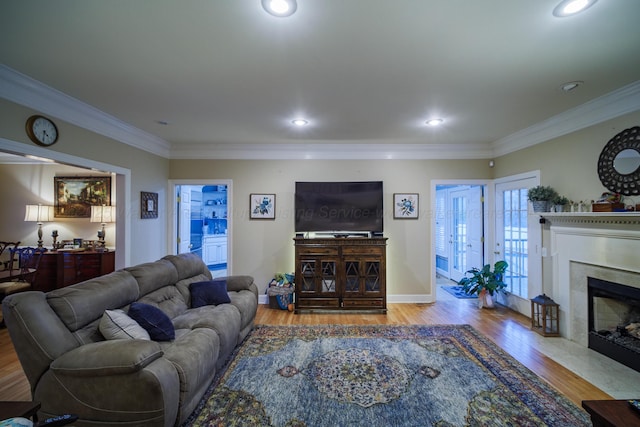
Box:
588 277 640 372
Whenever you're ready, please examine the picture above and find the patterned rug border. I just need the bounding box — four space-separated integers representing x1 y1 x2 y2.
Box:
184 324 589 426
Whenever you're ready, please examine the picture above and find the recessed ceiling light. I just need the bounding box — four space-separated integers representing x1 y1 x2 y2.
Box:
553 0 597 17
560 81 583 92
262 0 297 17
292 119 308 126
425 118 444 126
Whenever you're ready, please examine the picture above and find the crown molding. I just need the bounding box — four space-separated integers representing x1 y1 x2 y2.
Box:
492 80 640 157
170 142 494 160
2 64 638 161
0 65 171 158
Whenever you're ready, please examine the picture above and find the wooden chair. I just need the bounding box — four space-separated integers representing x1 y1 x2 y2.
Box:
0 247 46 327
0 241 20 271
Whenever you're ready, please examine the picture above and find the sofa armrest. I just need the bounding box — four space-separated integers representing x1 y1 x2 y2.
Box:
215 275 255 292
51 340 163 377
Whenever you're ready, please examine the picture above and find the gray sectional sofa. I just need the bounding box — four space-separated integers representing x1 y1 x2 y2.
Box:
2 252 258 426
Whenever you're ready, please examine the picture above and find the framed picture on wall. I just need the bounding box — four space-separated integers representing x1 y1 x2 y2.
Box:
250 193 275 219
54 176 111 218
141 191 158 219
393 193 419 219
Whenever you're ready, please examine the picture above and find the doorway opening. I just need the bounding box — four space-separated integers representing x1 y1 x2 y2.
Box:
434 183 487 299
0 141 130 269
174 182 231 278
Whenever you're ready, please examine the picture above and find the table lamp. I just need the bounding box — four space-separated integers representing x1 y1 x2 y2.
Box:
91 205 116 244
24 204 55 248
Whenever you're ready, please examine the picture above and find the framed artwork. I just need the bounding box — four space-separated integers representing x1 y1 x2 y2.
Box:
141 191 158 219
250 193 276 219
394 193 419 219
54 176 111 218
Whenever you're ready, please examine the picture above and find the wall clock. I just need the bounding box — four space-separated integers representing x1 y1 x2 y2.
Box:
26 115 59 146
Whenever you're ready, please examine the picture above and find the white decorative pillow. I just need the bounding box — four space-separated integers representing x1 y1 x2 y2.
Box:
99 309 150 340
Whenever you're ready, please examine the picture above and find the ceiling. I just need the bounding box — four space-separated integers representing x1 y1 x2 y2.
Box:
1 1 640 159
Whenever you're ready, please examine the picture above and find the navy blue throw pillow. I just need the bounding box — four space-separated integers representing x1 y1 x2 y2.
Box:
128 302 175 341
190 280 231 308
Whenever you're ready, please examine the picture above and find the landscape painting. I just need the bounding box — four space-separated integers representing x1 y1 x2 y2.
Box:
54 176 111 218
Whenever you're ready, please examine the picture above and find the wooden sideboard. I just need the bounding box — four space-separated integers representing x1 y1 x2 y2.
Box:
34 250 115 292
294 237 387 313
582 400 640 427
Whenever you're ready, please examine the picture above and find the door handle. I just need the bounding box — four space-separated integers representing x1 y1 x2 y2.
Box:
494 251 500 255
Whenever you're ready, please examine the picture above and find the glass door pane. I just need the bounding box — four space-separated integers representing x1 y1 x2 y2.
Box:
451 194 468 281
495 174 541 314
503 188 528 298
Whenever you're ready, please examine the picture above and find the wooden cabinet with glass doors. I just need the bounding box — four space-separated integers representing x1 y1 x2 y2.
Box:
294 237 387 313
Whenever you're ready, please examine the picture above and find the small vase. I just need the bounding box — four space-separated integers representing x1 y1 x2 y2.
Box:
478 290 495 309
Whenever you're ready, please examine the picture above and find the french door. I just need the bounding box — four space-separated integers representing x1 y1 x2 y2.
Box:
437 185 484 282
494 174 542 314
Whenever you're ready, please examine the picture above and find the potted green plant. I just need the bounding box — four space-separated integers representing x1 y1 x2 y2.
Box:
551 195 570 212
527 185 558 212
458 261 508 309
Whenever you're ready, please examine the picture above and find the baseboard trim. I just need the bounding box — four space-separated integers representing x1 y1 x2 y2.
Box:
258 294 434 305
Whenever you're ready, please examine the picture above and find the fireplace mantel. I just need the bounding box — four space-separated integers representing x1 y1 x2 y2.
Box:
541 212 640 227
544 211 640 344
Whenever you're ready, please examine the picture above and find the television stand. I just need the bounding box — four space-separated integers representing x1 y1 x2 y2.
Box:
293 237 387 313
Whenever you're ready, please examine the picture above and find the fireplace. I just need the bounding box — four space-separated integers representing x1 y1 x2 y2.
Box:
588 276 640 372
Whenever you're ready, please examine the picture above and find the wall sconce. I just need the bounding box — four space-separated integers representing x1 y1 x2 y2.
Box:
24 204 55 248
91 205 116 245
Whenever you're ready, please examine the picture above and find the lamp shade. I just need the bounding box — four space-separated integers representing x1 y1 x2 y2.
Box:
24 204 55 222
91 205 116 223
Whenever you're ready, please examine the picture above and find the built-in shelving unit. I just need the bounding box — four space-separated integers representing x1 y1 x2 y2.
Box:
203 185 227 220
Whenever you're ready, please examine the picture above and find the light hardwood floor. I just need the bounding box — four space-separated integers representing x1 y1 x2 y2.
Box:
0 297 611 406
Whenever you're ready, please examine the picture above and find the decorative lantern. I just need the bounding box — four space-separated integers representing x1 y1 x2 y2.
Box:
531 294 560 337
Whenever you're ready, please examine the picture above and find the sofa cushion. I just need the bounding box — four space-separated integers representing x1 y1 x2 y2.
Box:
172 304 241 368
51 340 163 376
47 271 140 332
99 309 150 341
163 253 212 281
160 328 220 421
229 290 258 332
223 275 255 292
125 259 179 297
137 286 188 320
129 303 175 341
190 280 231 308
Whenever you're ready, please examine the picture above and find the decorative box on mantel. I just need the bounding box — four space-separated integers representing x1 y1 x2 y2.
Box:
592 202 625 212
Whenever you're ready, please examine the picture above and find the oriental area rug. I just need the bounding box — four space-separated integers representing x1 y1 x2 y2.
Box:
184 325 590 427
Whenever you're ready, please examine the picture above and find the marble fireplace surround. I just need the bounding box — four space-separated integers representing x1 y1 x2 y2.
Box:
546 213 640 345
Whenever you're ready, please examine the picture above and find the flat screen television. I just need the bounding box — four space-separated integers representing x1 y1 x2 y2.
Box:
295 181 384 233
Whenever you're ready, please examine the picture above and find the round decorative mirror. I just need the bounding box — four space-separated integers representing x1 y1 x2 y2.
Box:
597 126 640 195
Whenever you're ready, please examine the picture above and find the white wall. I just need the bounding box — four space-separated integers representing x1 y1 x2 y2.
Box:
170 158 492 297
